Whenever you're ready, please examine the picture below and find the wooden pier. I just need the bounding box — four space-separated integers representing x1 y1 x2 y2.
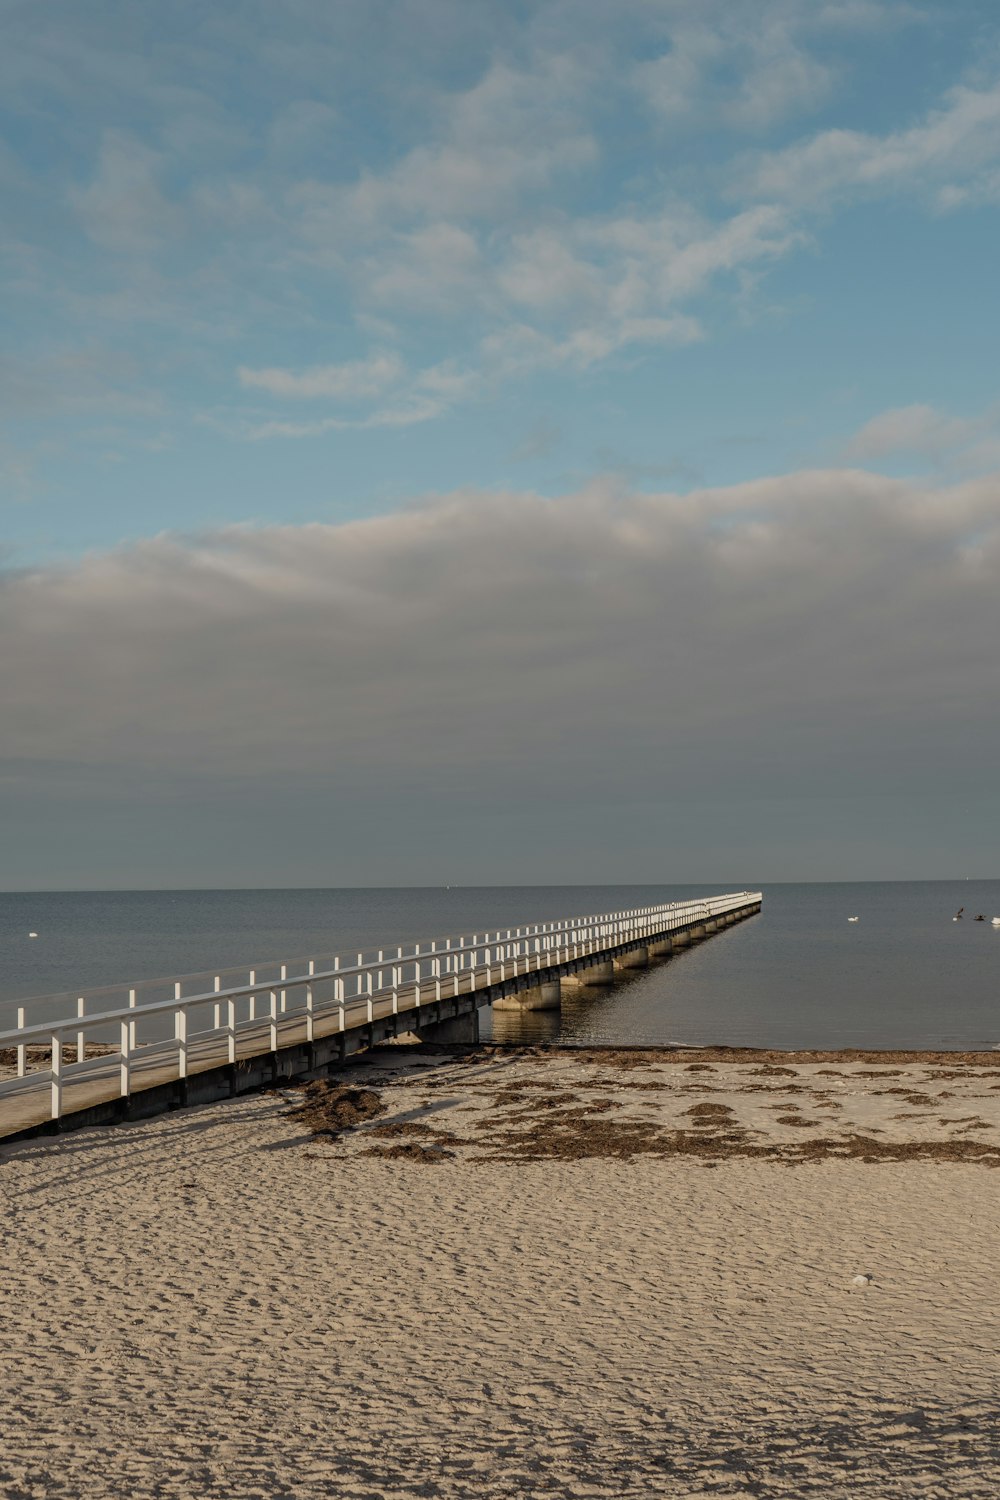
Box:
0 892 761 1142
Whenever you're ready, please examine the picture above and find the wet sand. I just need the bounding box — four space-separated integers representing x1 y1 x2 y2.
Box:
2 1044 999 1498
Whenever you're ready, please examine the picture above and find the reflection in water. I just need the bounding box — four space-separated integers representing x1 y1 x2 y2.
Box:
487 1005 564 1045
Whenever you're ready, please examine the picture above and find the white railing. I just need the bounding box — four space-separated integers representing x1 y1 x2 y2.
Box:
0 892 760 1124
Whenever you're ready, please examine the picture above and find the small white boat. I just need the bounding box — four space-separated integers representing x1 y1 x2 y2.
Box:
993 917 1000 927
847 916 859 923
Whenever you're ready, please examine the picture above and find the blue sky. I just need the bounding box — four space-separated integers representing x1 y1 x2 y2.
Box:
4 0 1000 559
3 1 1000 886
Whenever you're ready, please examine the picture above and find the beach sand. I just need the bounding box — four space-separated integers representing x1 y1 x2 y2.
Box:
2 1045 999 1498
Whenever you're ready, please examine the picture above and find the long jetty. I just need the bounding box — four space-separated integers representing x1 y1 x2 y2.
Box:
0 891 761 1142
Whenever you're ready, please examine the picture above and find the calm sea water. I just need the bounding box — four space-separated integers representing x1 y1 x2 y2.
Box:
1 882 998 1049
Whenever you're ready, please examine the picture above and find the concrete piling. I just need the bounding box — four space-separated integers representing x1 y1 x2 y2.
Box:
562 959 615 988
493 979 562 1012
614 946 649 970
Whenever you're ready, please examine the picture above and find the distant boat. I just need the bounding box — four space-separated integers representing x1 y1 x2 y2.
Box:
847 916 860 923
993 917 1000 927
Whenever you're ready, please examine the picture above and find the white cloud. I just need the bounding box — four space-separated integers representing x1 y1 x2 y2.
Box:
286 198 797 420
590 204 803 304
844 400 1000 472
497 230 603 312
238 353 404 400
412 361 480 403
273 39 810 396
481 313 702 377
70 131 183 254
364 223 485 312
635 11 833 131
228 356 479 438
236 192 800 429
742 79 1000 208
241 394 451 439
290 56 598 257
8 0 994 460
464 203 798 378
844 404 974 462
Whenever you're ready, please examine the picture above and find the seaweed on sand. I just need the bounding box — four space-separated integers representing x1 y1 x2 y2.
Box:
285 1081 386 1138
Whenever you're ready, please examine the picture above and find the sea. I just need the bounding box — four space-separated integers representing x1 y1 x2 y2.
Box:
1 881 998 1051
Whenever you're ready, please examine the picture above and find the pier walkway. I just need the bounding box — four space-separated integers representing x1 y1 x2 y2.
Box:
0 892 761 1141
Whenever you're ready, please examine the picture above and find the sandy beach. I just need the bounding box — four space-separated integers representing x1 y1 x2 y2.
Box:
2 1044 1000 1498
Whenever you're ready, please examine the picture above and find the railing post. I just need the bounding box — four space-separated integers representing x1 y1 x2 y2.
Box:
306 960 315 1043
335 959 345 1031
120 1018 130 1097
51 1032 62 1120
280 964 287 1014
175 996 188 1080
16 1007 25 1078
129 987 137 1052
269 989 278 1052
213 976 222 1031
249 970 257 1022
227 997 236 1064
76 996 85 1064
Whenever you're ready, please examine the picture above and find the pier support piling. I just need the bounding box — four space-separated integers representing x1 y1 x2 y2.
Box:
493 980 561 1012
562 959 615 988
614 946 649 971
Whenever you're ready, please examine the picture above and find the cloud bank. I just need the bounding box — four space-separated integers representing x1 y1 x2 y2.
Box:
4 469 998 812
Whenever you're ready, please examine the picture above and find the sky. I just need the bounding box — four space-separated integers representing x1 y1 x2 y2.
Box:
2 0 999 888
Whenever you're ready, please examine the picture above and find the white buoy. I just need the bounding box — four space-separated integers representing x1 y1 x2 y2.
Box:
992 917 1000 927
28 932 38 938
852 1273 874 1287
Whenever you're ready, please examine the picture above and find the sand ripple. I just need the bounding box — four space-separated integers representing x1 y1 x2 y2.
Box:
2 1047 999 1497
